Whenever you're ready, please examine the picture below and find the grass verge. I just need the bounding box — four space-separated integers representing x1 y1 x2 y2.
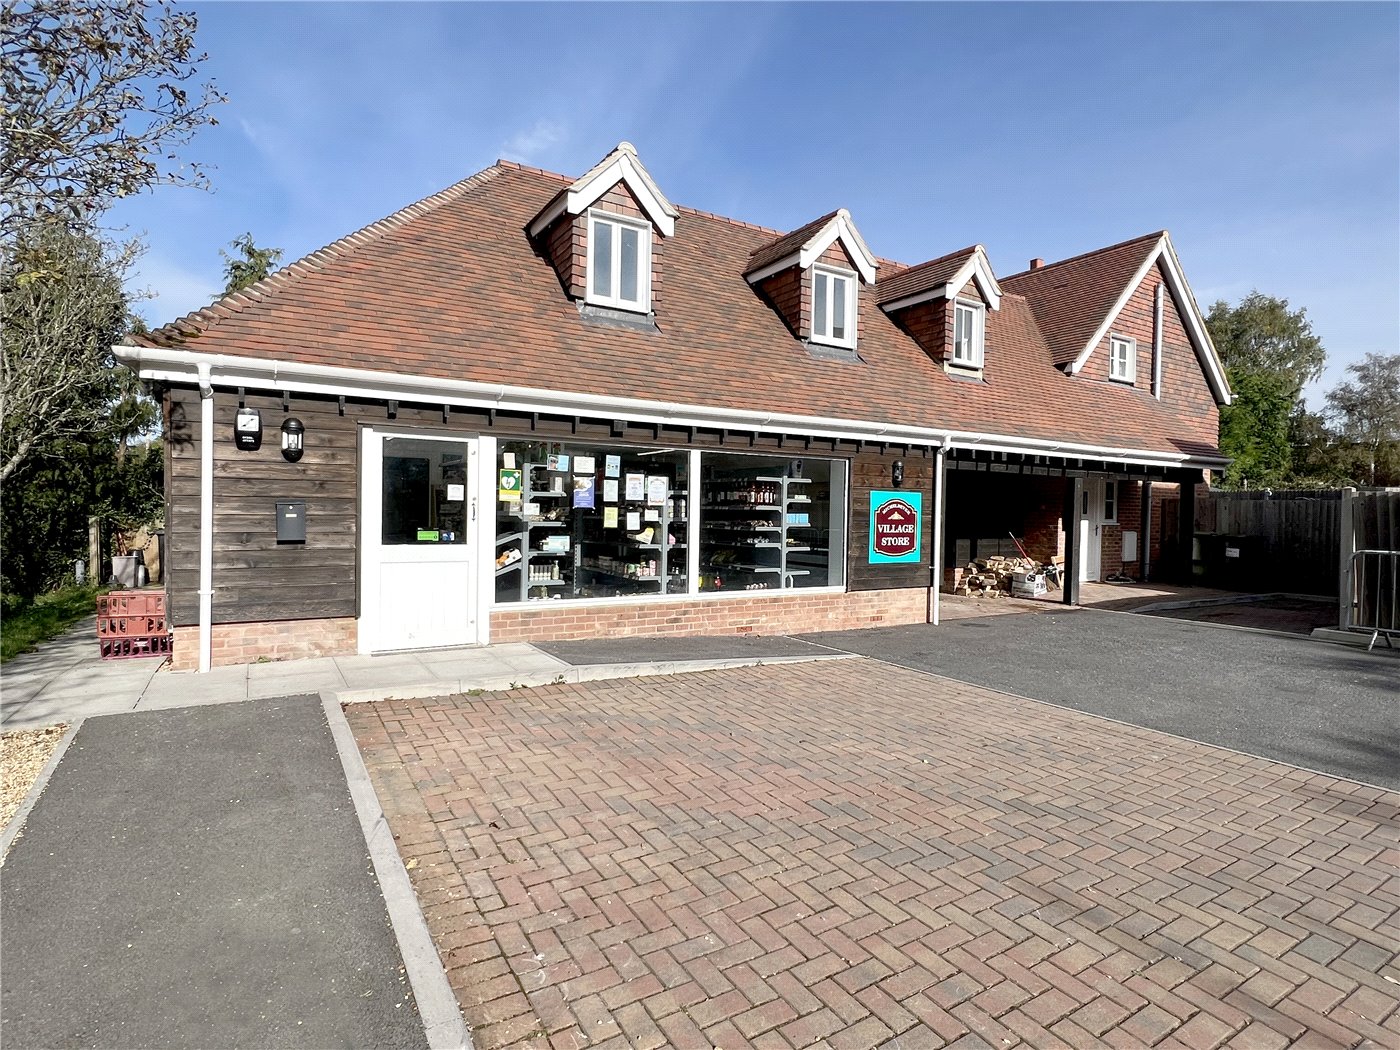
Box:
1 587 100 663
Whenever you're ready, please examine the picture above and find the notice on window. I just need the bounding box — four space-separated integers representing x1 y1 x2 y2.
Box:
574 455 596 475
625 473 644 501
603 506 618 528
573 475 596 509
498 469 522 502
605 455 621 478
446 483 465 502
547 453 570 472
625 511 640 531
603 479 619 503
646 476 668 506
644 509 660 523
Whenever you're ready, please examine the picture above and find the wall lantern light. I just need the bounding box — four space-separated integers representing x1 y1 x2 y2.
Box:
234 406 262 451
891 459 905 487
280 417 305 462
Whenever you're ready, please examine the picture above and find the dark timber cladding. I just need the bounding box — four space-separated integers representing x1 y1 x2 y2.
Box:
165 385 922 627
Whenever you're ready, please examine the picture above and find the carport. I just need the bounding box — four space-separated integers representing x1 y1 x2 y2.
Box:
931 446 1204 618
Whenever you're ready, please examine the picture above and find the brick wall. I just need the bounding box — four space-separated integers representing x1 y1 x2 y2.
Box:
170 617 357 670
490 588 929 643
1020 476 1068 564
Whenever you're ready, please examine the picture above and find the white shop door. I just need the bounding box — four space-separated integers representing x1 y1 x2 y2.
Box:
1078 479 1104 583
361 430 479 652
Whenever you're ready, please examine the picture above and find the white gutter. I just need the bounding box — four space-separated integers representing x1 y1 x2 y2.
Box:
115 345 1229 470
196 362 214 673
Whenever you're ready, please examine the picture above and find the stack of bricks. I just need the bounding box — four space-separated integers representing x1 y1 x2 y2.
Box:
97 591 171 661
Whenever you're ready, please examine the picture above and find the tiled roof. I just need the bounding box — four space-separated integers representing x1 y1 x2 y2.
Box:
136 164 1220 461
745 211 841 275
1001 231 1162 367
875 245 978 306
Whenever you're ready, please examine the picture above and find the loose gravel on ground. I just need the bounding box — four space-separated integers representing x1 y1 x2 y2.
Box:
1 724 66 830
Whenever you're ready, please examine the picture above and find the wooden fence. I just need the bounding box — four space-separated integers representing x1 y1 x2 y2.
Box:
1194 490 1342 595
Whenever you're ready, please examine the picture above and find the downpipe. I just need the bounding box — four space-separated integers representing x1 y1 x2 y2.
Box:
198 363 214 673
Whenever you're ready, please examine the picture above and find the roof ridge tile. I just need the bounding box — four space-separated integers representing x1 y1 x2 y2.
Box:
1002 230 1164 283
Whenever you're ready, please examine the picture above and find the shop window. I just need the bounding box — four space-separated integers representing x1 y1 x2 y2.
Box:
495 441 687 603
698 454 846 592
952 300 984 367
812 267 856 348
587 212 650 312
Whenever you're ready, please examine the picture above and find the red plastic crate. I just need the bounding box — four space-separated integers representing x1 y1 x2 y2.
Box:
99 634 172 661
96 590 165 619
97 615 166 637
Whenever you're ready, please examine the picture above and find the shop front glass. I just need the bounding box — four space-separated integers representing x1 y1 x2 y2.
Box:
494 442 847 604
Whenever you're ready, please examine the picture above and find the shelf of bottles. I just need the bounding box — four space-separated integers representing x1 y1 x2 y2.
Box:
577 490 688 596
495 462 572 601
700 474 812 592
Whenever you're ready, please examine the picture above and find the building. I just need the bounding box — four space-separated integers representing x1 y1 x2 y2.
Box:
117 143 1231 671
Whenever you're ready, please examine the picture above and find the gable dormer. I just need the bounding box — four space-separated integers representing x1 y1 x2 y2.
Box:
877 245 1002 374
527 142 678 318
745 209 877 353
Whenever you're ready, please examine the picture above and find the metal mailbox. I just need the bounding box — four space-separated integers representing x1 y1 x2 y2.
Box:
276 500 306 543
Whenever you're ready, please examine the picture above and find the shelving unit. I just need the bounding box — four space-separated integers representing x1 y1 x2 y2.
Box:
700 474 812 591
495 462 572 601
577 489 687 596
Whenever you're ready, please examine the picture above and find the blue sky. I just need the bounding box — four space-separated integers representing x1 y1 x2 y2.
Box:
112 2 1399 408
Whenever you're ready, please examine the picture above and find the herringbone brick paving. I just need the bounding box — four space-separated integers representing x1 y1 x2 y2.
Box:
346 659 1400 1049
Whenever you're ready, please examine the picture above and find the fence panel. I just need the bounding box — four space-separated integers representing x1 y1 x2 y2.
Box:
1193 490 1341 595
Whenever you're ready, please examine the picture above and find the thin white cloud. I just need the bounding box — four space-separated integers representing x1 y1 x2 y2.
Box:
127 256 221 326
496 120 567 166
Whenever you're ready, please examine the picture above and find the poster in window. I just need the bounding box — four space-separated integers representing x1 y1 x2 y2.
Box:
605 455 621 477
574 455 596 475
603 506 619 528
625 511 640 531
498 468 522 502
624 473 644 501
572 475 596 509
603 479 619 503
646 476 668 506
547 453 570 472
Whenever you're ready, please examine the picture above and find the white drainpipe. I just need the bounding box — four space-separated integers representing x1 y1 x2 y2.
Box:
1152 283 1164 400
931 435 950 625
197 363 214 673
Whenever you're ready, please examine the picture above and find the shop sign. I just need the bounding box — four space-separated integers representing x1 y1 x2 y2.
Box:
869 490 922 564
498 468 522 501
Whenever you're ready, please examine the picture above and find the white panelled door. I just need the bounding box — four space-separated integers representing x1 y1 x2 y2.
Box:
361 429 480 652
1078 479 1105 583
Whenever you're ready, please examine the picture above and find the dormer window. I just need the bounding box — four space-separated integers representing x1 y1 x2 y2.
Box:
587 212 651 312
952 300 985 368
1109 334 1136 383
812 267 856 348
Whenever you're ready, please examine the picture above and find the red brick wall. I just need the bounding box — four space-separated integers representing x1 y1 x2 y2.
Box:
1021 476 1068 563
1082 261 1218 449
490 588 929 643
170 617 357 671
758 266 806 338
898 299 951 363
542 181 663 309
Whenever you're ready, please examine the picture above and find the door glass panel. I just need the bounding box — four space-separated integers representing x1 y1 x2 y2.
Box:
382 439 468 544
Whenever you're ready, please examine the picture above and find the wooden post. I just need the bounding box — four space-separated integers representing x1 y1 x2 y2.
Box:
1339 487 1356 629
1177 471 1198 583
1062 476 1082 605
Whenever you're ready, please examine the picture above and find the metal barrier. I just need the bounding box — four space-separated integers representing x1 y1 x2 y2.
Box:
1344 550 1398 651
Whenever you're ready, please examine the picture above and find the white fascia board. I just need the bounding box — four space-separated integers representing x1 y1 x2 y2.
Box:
798 211 877 283
744 252 801 286
527 150 678 239
526 196 567 239
1068 234 1231 406
116 344 1229 470
948 249 1003 310
878 285 948 314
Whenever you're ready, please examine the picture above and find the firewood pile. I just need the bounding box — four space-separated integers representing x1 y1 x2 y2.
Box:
945 556 1058 598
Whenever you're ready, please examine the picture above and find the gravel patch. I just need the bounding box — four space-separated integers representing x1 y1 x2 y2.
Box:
1 724 67 828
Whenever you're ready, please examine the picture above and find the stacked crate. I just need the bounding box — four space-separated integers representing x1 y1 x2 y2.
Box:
97 591 171 660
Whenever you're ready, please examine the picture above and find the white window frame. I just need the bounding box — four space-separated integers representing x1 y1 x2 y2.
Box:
1103 479 1119 524
810 265 857 349
586 210 651 313
951 299 985 368
1109 334 1136 384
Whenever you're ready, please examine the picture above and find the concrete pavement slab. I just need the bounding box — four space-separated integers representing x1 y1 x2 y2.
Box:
0 696 428 1049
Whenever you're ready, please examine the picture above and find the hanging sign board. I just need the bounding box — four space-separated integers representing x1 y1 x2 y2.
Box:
869 490 923 564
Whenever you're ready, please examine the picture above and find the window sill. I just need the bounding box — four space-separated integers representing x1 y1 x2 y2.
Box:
944 361 984 382
578 302 658 331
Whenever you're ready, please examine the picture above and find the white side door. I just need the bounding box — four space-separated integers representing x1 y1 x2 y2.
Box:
1078 479 1104 583
361 429 480 652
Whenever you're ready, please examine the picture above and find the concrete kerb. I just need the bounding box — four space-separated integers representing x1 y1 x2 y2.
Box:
0 719 83 864
1128 591 1332 614
331 652 859 705
320 694 473 1050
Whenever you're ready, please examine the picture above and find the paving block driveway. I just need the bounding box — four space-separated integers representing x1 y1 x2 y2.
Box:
347 660 1399 1050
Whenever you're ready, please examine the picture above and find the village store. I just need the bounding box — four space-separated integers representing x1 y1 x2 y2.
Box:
122 144 1229 671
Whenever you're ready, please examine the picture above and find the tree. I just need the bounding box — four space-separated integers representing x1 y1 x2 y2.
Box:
0 219 145 484
1 0 224 240
1206 292 1326 488
221 232 282 295
1325 353 1400 486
